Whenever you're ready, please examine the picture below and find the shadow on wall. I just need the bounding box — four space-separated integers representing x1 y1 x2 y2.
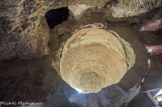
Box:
45 7 69 29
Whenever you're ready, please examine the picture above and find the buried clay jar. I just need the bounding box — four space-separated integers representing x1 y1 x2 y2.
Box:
59 28 135 93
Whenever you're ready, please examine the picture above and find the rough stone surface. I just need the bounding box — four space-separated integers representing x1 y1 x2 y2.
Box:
0 0 161 61
0 0 50 60
0 20 162 107
68 4 92 20
0 0 110 61
1 0 162 107
109 0 162 18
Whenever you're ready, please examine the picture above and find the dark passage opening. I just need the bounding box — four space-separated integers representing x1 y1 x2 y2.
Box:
45 7 69 29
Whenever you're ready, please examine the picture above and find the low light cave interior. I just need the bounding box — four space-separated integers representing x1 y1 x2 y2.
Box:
45 7 69 29
0 1 162 107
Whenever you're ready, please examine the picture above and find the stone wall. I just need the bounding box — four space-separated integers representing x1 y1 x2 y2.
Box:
0 0 161 61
